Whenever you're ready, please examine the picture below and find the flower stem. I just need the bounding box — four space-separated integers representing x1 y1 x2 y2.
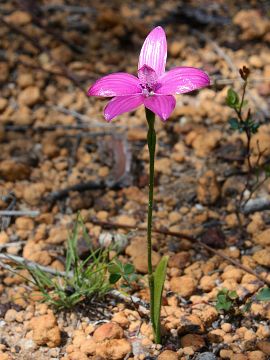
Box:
145 108 156 336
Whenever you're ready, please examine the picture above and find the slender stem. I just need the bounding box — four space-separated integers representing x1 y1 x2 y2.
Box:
145 108 156 334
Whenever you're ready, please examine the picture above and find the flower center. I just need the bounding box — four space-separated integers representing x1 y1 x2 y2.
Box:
141 85 155 97
138 65 158 98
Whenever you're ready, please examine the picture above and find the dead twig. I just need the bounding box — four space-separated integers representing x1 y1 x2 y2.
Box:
91 219 270 287
41 4 95 14
0 241 26 250
0 253 67 276
0 210 40 217
45 181 107 203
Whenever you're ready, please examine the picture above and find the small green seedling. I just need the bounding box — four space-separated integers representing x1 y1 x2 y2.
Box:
108 258 137 288
216 288 238 312
256 287 270 302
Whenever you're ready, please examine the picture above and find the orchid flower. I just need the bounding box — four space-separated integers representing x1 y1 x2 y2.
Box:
88 26 210 121
88 26 210 344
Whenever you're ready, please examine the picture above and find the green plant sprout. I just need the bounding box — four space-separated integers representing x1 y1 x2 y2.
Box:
216 286 270 315
13 216 112 309
216 288 239 312
108 258 137 287
226 66 270 227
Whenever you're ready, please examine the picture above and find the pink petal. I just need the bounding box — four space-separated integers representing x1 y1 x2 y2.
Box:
138 26 167 78
104 95 144 121
88 73 141 97
138 65 158 87
143 95 176 121
156 67 210 95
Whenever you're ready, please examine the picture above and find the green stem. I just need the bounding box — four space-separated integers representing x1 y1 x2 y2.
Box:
145 108 156 338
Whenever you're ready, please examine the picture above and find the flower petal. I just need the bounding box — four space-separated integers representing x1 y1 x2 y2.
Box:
143 95 176 121
138 26 167 78
138 65 158 87
156 67 210 95
88 73 141 97
104 95 144 121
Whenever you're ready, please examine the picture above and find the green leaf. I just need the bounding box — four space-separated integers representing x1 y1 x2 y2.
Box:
228 118 240 131
228 290 238 300
216 299 232 311
152 256 168 343
257 287 270 301
109 273 121 284
108 262 122 274
124 263 135 275
226 88 239 108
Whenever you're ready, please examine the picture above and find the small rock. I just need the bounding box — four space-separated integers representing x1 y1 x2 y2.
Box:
178 314 205 335
93 322 124 342
51 45 73 64
0 62 9 83
169 40 186 57
221 267 243 282
95 339 131 360
207 329 225 343
197 170 220 205
42 142 59 158
126 237 160 273
15 217 34 231
17 73 34 88
183 346 194 356
18 86 41 107
68 351 88 360
155 158 172 175
195 352 217 360
47 227 68 244
116 214 136 227
253 250 270 267
221 323 232 333
247 351 266 360
180 333 205 350
192 130 222 157
231 355 248 360
4 309 18 322
220 349 234 359
0 232 9 245
23 183 46 205
0 98 7 112
80 338 96 355
168 251 190 269
193 305 218 326
255 229 270 247
170 275 197 297
0 354 11 360
158 350 178 360
233 10 270 40
133 250 160 273
111 311 130 328
29 313 61 348
5 11 31 25
199 275 216 292
0 160 31 181
257 341 270 356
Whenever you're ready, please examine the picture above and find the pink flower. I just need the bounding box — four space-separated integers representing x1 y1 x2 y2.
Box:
88 26 210 121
